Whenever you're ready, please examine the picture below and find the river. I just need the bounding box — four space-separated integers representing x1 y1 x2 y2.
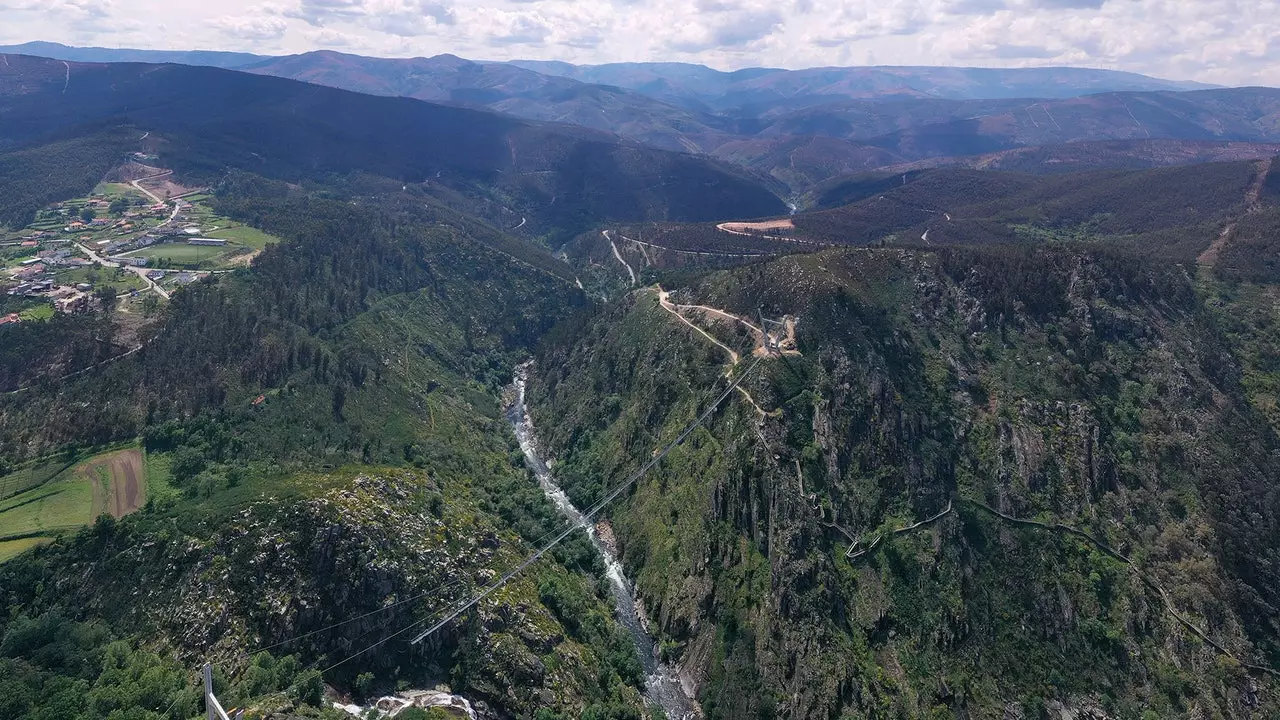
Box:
509 364 699 720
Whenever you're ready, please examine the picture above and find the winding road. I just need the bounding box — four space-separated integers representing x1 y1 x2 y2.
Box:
603 230 637 285
656 287 738 365
130 170 173 204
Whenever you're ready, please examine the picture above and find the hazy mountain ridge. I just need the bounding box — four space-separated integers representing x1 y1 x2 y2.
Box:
0 40 266 68
510 60 1217 105
0 54 786 235
3 42 1260 192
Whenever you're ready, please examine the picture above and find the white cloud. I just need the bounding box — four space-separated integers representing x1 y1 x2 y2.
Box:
211 15 289 40
0 0 1277 86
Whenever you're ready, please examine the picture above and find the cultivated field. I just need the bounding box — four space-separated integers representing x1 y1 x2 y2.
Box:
0 455 78 501
85 449 146 519
0 448 148 562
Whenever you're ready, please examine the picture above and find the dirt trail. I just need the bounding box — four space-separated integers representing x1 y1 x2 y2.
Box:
656 287 739 365
622 234 653 265
665 297 799 358
655 286 798 419
1198 157 1272 266
736 386 768 417
603 230 637 285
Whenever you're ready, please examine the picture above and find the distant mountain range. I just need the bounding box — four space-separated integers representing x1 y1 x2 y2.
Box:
0 40 265 68
0 54 785 235
2 42 1277 197
510 59 1216 105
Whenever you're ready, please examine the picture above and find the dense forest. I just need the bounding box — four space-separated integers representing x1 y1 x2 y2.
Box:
528 242 1280 719
0 165 663 718
2 51 1279 719
0 128 136 229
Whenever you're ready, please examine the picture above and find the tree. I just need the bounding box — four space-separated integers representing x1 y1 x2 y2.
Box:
353 672 374 702
109 198 130 215
291 670 324 707
93 287 117 314
80 208 96 223
169 447 206 486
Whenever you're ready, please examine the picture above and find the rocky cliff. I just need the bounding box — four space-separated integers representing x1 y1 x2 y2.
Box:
528 245 1280 719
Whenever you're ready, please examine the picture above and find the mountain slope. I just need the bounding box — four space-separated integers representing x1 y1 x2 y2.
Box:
3 45 1272 195
0 165 655 717
0 54 786 235
527 245 1280 719
874 139 1280 175
580 160 1270 273
241 50 736 154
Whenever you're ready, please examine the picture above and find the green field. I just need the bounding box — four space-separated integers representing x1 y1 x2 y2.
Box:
0 467 96 540
0 536 53 563
92 182 148 201
0 447 150 563
128 242 233 266
18 304 54 322
209 222 278 250
54 266 148 294
0 456 78 501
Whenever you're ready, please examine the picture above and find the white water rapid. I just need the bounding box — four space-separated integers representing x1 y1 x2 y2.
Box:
509 364 699 720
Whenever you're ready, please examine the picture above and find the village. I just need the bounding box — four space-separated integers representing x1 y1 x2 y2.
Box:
0 159 279 326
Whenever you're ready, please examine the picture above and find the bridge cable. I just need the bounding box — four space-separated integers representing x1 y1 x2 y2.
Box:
312 356 763 671
408 356 763 645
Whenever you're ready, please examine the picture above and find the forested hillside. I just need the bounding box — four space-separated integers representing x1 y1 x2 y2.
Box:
576 159 1276 279
2 47 1280 720
527 244 1280 719
0 54 786 240
0 164 659 718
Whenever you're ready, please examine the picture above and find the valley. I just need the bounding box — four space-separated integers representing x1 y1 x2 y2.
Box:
0 40 1277 720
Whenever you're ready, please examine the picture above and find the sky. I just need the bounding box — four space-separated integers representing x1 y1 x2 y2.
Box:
2 0 1278 85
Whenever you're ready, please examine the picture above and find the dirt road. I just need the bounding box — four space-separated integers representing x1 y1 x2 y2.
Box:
75 242 171 300
131 170 172 204
656 287 739 365
603 230 637 285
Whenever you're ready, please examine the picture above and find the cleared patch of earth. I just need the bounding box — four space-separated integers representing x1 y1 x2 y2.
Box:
717 218 796 233
85 448 146 519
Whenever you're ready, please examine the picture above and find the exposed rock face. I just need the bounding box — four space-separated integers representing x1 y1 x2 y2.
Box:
0 470 646 718
528 247 1280 719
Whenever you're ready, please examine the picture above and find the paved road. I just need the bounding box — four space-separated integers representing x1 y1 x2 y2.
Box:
75 242 171 300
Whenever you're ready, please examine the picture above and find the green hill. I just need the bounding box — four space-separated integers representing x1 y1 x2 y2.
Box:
527 244 1280 718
